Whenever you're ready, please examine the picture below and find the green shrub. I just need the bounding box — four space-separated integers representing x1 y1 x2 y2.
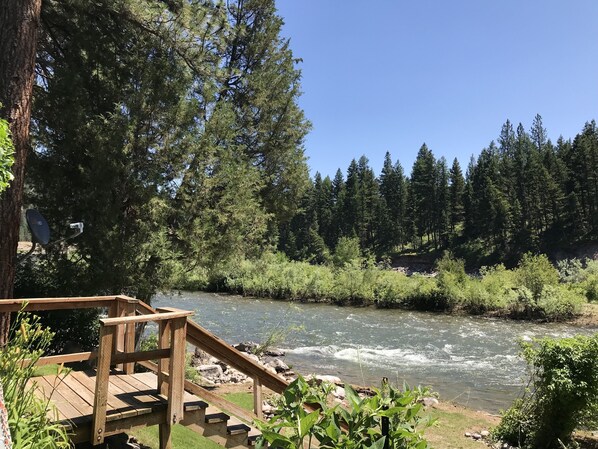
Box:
332 236 361 268
211 252 583 320
557 258 598 302
0 311 71 449
256 376 433 449
0 113 15 193
515 253 559 302
492 334 598 449
535 285 583 321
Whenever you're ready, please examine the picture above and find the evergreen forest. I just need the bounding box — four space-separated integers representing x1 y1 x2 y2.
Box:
281 116 598 267
0 0 595 306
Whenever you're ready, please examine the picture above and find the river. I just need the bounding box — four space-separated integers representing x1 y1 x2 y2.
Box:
153 291 597 412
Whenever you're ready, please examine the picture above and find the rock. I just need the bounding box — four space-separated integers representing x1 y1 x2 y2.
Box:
234 342 258 353
262 402 275 414
196 364 224 381
265 366 277 375
267 358 290 373
464 432 471 438
422 397 439 408
244 353 260 363
215 360 228 372
472 433 482 440
481 430 490 438
192 348 213 366
333 386 346 400
264 348 285 357
226 369 249 383
306 374 342 385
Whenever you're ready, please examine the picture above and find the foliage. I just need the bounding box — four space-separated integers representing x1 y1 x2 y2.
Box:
0 311 71 449
138 333 199 383
219 252 584 320
256 376 433 449
492 334 598 449
0 113 14 192
24 0 309 304
558 258 598 302
280 116 598 268
515 253 559 301
332 236 362 268
14 257 100 353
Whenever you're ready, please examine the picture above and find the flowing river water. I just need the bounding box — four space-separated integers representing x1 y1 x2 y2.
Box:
153 291 597 412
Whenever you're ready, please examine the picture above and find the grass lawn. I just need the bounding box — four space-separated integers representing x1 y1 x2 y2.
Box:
129 392 258 449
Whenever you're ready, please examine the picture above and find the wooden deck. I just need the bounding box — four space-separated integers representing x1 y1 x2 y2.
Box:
30 370 260 447
1 296 293 448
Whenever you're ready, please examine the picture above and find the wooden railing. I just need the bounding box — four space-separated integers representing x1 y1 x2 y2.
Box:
0 296 291 432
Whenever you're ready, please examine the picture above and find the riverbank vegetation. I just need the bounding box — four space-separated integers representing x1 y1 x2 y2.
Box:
493 334 598 448
172 251 595 322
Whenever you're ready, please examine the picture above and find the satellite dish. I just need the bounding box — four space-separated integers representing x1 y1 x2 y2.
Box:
25 209 51 246
19 209 83 263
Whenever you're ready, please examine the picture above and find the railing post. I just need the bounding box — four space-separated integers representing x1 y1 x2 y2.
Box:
157 319 170 396
253 377 263 419
123 301 136 374
111 299 124 371
167 316 187 424
159 316 187 449
91 323 115 446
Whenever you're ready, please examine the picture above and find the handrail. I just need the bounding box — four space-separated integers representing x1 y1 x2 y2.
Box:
136 301 290 394
0 296 292 426
92 307 191 445
100 310 193 326
0 295 133 312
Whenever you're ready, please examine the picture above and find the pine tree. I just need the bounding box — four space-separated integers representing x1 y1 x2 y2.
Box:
342 159 360 238
410 144 437 248
379 152 408 250
435 157 451 247
449 158 465 234
330 168 346 248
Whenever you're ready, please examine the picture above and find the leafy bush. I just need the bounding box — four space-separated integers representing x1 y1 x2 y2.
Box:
332 237 362 268
492 334 598 449
138 333 199 383
515 253 559 302
0 113 14 193
206 252 585 320
558 258 598 302
0 311 71 449
256 376 433 449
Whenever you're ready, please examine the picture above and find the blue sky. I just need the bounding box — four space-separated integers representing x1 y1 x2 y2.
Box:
276 1 598 178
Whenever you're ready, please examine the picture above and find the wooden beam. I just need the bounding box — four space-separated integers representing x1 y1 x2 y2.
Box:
138 360 261 426
31 348 171 368
253 377 263 419
167 317 186 425
34 351 95 366
123 301 136 374
100 310 193 327
157 319 170 396
91 325 115 445
0 297 118 312
136 301 289 394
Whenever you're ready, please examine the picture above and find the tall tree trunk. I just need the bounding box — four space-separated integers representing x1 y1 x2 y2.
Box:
0 0 42 346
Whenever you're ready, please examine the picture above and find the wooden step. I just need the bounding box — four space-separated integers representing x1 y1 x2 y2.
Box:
184 400 208 412
247 433 262 446
227 423 251 436
205 411 230 424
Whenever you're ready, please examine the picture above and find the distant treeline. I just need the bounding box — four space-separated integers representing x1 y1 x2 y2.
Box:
280 116 598 266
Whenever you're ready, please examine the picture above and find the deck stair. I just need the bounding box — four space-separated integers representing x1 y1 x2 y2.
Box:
0 296 292 449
